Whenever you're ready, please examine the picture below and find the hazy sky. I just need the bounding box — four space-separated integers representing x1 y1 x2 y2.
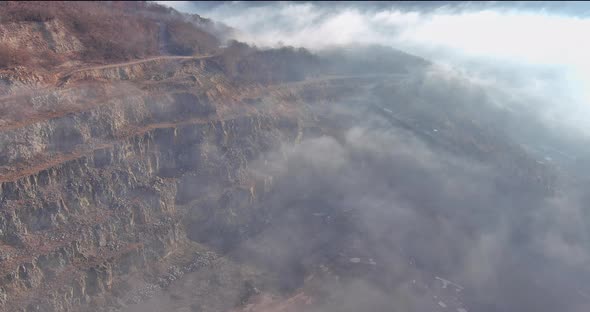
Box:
151 2 590 311
158 1 590 136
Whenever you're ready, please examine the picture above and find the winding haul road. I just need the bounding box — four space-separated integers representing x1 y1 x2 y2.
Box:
62 54 219 77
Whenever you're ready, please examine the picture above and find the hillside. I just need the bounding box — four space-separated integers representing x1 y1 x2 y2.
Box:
0 1 220 68
0 2 580 312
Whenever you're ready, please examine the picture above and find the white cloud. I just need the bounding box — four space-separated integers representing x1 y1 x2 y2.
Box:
159 1 590 135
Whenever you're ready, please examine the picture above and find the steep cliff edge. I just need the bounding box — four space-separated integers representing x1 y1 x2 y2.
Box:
0 43 379 310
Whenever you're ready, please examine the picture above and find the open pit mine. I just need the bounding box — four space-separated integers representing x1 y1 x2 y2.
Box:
1 2 588 312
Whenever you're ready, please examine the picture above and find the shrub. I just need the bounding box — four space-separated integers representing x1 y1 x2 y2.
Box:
0 1 57 22
167 20 220 56
0 1 221 65
216 41 319 83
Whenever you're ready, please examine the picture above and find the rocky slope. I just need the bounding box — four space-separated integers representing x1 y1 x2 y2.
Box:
0 44 382 310
0 59 558 311
0 2 567 312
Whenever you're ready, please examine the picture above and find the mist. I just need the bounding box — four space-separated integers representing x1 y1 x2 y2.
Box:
161 1 590 138
216 69 588 311
151 1 590 311
9 2 590 311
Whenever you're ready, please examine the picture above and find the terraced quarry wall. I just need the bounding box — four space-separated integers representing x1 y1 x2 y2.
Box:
0 53 376 311
0 28 563 311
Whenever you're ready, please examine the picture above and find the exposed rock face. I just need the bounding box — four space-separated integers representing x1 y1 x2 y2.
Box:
0 115 294 311
0 50 561 310
0 46 376 310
